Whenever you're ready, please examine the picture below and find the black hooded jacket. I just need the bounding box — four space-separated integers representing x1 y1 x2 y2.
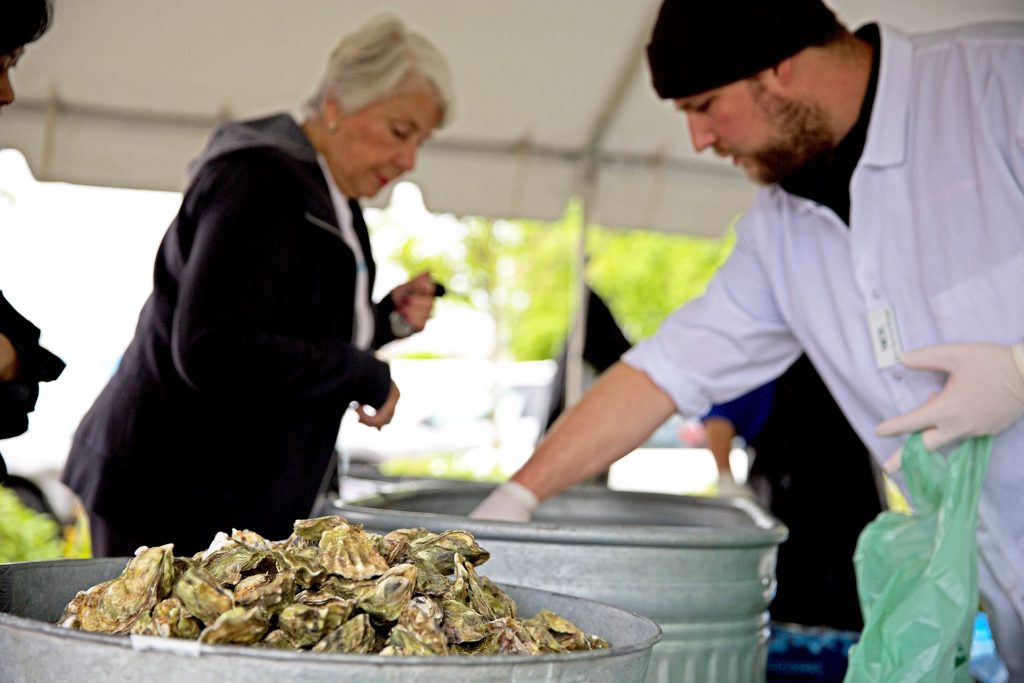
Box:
62 114 398 551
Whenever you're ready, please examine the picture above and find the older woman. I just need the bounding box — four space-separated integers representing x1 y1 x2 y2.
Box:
2 0 64 485
62 15 454 555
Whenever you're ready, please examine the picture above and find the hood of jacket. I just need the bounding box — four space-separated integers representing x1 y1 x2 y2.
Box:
186 114 317 184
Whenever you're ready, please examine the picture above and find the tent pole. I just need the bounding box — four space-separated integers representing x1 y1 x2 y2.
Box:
563 12 652 409
564 162 596 410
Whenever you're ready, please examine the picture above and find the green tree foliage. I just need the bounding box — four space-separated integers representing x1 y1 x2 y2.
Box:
376 197 736 361
586 222 736 344
0 485 63 562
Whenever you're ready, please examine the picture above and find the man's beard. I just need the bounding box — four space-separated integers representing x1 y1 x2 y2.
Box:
741 80 834 185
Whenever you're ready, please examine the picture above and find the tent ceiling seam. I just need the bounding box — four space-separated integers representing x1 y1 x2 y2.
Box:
10 97 741 182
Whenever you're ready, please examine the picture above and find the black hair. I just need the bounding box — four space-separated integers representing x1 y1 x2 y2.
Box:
1 0 53 57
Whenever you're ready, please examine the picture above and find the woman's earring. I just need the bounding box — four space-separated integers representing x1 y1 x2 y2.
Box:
327 120 338 132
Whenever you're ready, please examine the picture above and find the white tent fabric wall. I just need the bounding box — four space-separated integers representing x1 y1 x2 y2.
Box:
2 1 1022 416
3 0 1021 238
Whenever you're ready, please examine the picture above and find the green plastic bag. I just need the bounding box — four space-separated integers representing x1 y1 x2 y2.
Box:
844 433 992 683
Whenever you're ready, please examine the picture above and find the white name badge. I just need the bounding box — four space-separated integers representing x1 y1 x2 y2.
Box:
867 306 903 369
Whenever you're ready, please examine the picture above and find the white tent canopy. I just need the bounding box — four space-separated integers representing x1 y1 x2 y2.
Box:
4 0 1022 238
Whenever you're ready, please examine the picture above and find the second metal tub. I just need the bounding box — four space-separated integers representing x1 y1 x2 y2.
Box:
325 481 787 683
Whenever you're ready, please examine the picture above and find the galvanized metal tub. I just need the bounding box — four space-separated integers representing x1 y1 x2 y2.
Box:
324 482 787 683
0 557 660 683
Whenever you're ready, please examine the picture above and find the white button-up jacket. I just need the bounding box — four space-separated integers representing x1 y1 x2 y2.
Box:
626 21 1024 667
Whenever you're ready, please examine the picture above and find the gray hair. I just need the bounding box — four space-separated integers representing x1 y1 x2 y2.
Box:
303 14 455 127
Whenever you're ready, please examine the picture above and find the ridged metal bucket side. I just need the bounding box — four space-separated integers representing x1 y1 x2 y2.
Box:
0 559 661 683
325 481 786 683
644 617 770 683
474 539 775 623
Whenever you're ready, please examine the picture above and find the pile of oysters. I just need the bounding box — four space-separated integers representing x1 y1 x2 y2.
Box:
58 515 609 656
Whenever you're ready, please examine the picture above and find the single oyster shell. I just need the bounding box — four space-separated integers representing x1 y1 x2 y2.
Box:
358 563 418 623
408 531 490 575
268 547 325 589
451 553 515 621
381 600 449 656
480 617 542 655
290 516 348 546
195 540 267 587
369 532 407 566
409 558 452 597
476 573 517 620
441 599 488 644
316 575 377 602
522 617 567 653
312 613 376 654
407 595 444 624
61 544 175 634
293 588 344 606
130 596 202 640
277 600 354 648
230 528 273 550
198 605 270 645
525 609 611 651
258 629 299 650
173 566 234 625
452 618 538 656
383 527 435 545
233 571 294 614
319 523 389 580
379 527 431 565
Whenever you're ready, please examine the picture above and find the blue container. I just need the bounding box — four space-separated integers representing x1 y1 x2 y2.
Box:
970 612 1009 683
765 624 858 683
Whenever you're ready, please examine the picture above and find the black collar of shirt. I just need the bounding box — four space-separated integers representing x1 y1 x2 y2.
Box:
779 24 881 226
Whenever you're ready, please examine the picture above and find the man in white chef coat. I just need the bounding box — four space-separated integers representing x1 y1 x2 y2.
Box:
472 0 1024 674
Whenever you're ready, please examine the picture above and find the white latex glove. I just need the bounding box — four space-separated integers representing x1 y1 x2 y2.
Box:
876 342 1024 468
715 472 757 500
468 481 539 522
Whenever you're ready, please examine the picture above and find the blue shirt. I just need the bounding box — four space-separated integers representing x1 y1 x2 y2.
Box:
702 380 776 442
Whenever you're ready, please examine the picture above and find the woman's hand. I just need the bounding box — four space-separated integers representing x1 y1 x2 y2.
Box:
0 333 18 382
389 272 439 334
355 381 400 430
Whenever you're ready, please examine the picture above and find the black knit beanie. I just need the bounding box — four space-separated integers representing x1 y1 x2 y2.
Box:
647 0 843 99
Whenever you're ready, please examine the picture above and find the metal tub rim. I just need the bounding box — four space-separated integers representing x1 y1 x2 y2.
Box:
0 559 662 668
333 481 787 549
